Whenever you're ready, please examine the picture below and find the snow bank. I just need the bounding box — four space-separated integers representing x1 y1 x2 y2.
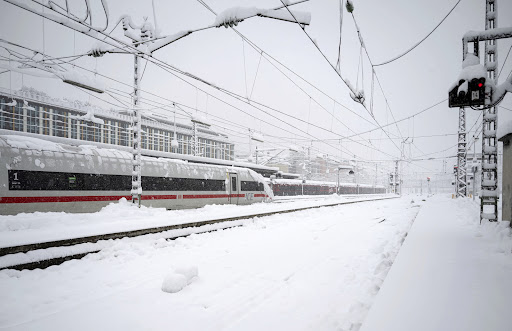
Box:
161 273 188 293
162 265 198 293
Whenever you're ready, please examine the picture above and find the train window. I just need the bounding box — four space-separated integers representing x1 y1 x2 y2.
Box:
68 175 77 189
231 177 237 191
240 181 264 192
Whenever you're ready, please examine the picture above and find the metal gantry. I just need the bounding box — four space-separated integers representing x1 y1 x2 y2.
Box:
481 0 499 222
456 107 467 197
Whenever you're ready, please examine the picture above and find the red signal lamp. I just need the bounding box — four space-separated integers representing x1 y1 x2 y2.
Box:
478 82 483 88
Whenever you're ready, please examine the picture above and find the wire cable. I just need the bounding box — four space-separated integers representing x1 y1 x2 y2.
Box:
373 0 463 67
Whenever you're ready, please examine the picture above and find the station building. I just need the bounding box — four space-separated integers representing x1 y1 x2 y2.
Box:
0 88 234 160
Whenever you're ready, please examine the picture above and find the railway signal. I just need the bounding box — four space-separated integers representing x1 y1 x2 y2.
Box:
448 77 486 108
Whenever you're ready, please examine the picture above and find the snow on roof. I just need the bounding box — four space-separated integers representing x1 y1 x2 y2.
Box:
0 131 278 173
458 62 487 84
0 88 230 142
462 53 480 68
0 134 64 152
70 110 105 125
497 119 512 141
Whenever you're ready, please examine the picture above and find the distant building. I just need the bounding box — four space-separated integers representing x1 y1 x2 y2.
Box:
0 88 234 160
498 121 512 223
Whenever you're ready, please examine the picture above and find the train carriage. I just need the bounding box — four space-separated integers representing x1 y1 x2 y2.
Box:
269 178 386 196
0 135 270 215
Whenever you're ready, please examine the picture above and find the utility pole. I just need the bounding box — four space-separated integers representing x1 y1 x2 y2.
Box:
374 163 378 194
394 160 399 195
80 1 311 207
480 0 499 221
132 54 143 207
192 122 198 156
473 135 479 200
456 106 467 197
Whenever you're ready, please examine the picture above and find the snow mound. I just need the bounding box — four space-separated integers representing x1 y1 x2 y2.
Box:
462 53 480 68
161 273 188 293
174 265 199 282
161 265 199 293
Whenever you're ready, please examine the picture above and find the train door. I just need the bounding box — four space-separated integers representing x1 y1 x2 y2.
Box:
228 173 239 205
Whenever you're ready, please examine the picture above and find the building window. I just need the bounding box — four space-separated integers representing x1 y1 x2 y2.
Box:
0 97 13 130
119 122 129 147
53 109 68 138
25 103 39 134
42 107 51 135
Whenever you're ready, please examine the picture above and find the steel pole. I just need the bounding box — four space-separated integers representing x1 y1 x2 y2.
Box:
131 54 142 207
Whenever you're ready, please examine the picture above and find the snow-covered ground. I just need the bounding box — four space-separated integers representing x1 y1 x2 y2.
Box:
1 195 510 331
361 196 512 331
0 194 388 248
0 196 419 330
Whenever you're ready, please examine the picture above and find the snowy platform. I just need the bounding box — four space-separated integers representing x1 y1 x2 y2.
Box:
360 196 512 331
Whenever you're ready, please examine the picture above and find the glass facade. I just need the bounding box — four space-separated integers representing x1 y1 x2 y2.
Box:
0 93 235 160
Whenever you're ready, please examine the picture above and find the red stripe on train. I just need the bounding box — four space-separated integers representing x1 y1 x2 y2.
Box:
0 193 266 204
0 195 177 204
182 194 245 199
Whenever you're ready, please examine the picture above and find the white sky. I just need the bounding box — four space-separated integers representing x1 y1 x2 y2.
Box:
0 0 511 179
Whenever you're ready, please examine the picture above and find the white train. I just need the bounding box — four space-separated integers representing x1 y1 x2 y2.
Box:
0 134 272 215
268 178 386 196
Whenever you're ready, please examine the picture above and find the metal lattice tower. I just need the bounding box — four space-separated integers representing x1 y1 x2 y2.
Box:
192 121 198 156
456 107 467 197
131 54 142 207
481 0 499 222
394 160 399 195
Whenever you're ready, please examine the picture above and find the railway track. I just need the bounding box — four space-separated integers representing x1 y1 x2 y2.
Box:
0 195 398 271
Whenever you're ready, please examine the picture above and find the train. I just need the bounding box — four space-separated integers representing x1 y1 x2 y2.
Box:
0 134 271 215
0 134 387 215
269 178 386 196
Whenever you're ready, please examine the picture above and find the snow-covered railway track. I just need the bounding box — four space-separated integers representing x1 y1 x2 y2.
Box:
0 196 398 271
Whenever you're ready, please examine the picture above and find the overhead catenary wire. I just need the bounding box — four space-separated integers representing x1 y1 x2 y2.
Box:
0 38 439 164
278 0 403 154
373 0 463 67
192 0 400 141
7 0 424 163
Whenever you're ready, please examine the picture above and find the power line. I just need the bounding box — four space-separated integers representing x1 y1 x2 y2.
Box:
373 0 463 67
6 0 407 162
497 44 512 79
193 0 401 141
278 0 403 154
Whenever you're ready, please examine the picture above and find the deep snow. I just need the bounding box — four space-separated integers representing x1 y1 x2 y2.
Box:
360 196 512 331
1 195 509 331
0 196 419 330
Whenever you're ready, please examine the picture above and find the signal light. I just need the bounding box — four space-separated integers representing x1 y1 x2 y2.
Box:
448 77 486 108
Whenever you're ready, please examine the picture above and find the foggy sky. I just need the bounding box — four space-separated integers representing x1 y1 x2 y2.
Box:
0 0 511 179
